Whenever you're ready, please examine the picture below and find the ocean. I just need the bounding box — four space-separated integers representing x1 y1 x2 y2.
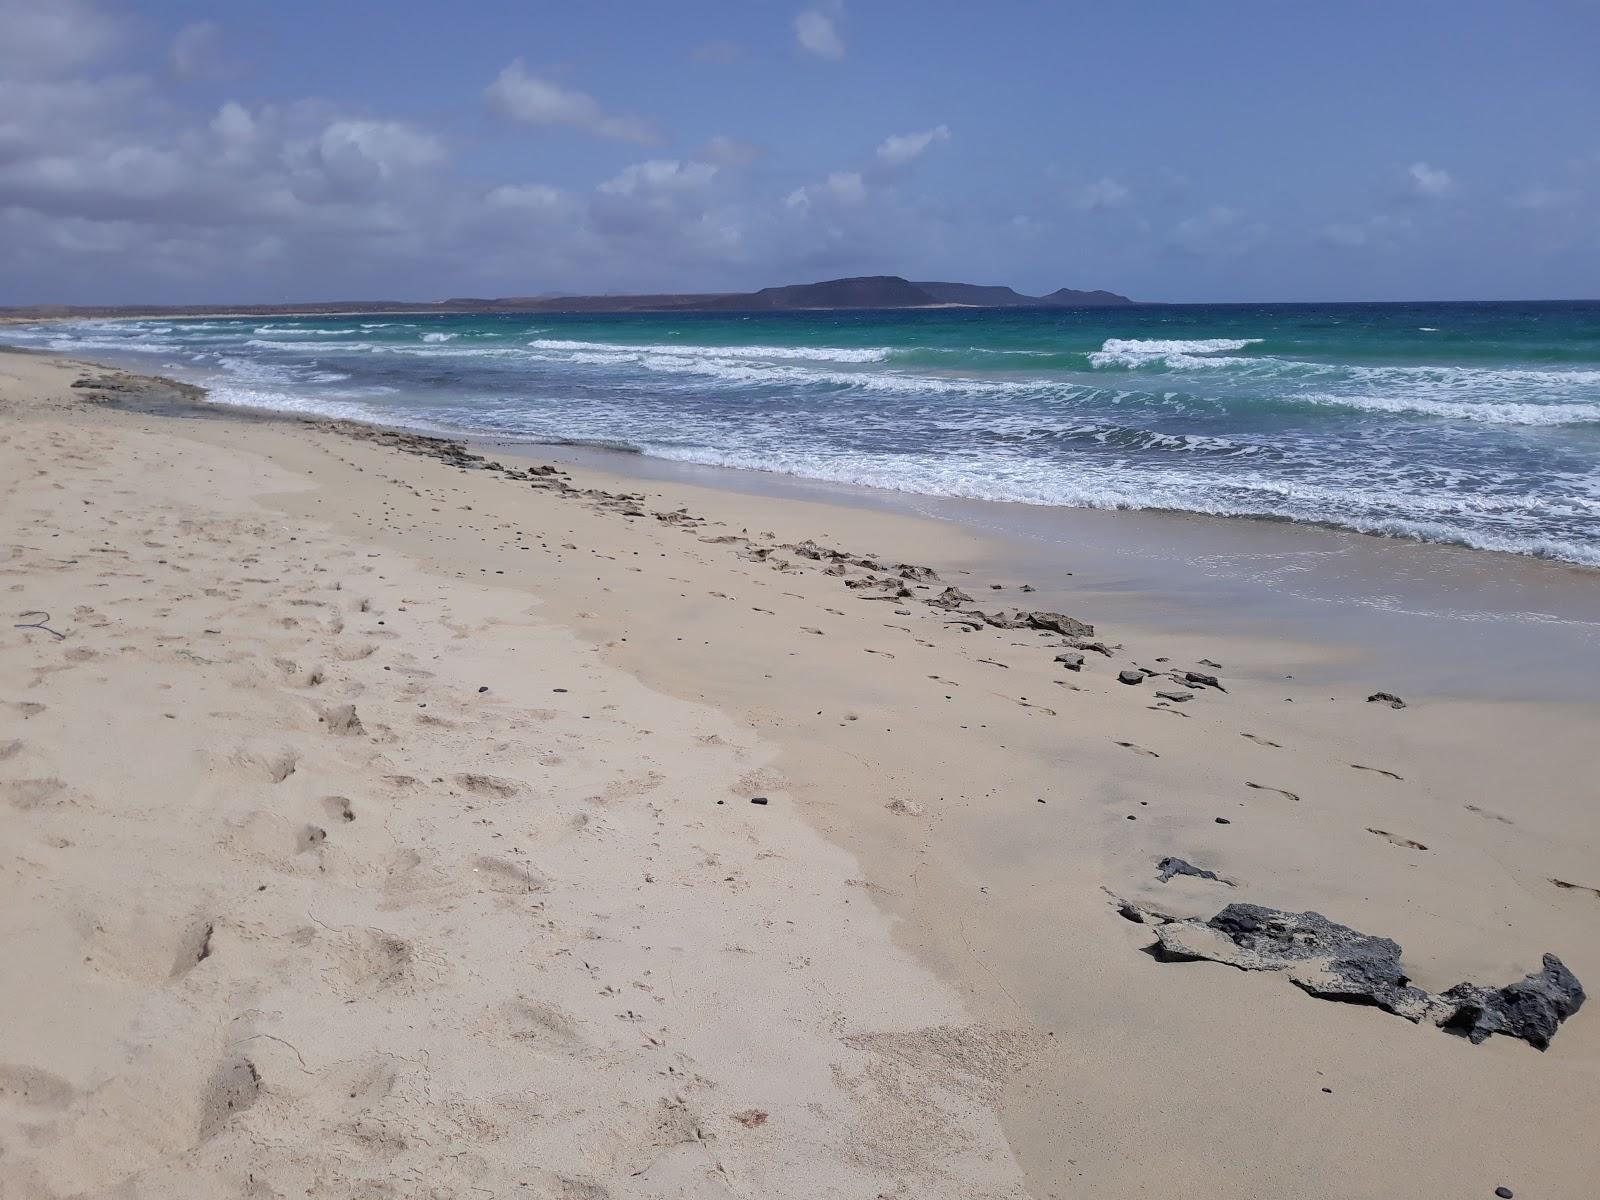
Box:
12 301 1600 567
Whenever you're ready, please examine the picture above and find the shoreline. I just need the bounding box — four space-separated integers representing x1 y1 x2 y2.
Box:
5 350 1598 1195
26 342 1600 701
12 325 1600 577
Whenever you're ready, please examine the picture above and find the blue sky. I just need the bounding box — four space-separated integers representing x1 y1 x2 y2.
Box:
2 0 1597 303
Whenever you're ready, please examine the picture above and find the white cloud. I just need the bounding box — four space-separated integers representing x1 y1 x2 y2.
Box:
170 21 225 80
875 125 950 169
484 61 658 144
599 160 717 198
1073 177 1131 211
794 7 845 60
786 170 866 211
0 0 120 77
1407 161 1453 198
485 183 571 219
698 134 763 166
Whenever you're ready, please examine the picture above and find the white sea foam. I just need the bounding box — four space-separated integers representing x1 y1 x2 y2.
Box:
421 331 457 342
527 337 891 363
1089 337 1263 367
1296 392 1600 426
251 325 362 336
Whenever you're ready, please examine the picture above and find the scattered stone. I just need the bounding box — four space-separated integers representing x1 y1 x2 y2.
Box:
477 686 488 693
1199 658 1223 669
749 796 769 806
1183 670 1226 691
1117 669 1145 686
928 586 972 609
1055 652 1085 671
1495 1188 1514 1199
1025 611 1095 638
1156 857 1227 884
1214 817 1231 825
1367 691 1406 709
1155 690 1193 703
1145 903 1585 1049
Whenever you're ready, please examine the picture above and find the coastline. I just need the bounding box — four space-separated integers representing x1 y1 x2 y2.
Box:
4 349 1598 1196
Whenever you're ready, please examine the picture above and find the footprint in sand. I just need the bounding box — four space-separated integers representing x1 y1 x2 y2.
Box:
170 920 216 979
472 855 550 895
1366 827 1428 850
453 773 523 798
1114 741 1160 758
0 1063 77 1117
1550 878 1600 899
1351 763 1404 780
197 1055 261 1142
1245 781 1300 802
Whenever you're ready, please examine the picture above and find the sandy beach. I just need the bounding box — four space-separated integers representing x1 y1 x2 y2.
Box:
3 348 1597 1198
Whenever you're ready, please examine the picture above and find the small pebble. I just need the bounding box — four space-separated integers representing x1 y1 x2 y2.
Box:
477 686 488 693
1495 1189 1513 1199
1214 817 1231 825
750 796 769 806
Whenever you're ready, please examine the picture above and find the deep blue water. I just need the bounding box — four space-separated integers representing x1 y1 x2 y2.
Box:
12 301 1600 565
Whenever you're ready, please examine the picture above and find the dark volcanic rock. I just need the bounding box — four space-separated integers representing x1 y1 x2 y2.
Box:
1117 669 1145 686
1026 611 1095 638
1182 670 1226 692
1154 904 1438 1018
928 586 973 610
1367 691 1407 709
1156 857 1226 884
1437 954 1585 1051
1147 903 1584 1048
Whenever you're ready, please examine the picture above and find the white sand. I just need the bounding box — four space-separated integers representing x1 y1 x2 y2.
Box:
3 349 1597 1197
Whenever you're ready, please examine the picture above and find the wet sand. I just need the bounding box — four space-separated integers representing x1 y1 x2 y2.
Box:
4 349 1597 1198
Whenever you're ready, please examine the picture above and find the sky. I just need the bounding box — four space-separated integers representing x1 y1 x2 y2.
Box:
2 0 1597 305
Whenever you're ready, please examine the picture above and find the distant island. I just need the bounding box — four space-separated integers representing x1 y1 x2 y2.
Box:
0 276 1133 320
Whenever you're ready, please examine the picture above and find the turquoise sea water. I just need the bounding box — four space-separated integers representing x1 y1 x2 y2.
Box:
12 302 1600 566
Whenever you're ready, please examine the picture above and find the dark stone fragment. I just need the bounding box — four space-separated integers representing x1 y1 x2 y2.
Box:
928 586 972 609
1148 903 1585 1048
1214 817 1231 825
1437 954 1585 1051
1156 857 1223 883
750 796 769 806
1367 691 1406 709
1117 669 1144 686
1026 611 1095 638
1184 670 1226 691
1495 1188 1513 1198
1055 652 1085 671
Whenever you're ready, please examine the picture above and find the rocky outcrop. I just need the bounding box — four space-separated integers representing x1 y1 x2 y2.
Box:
1142 903 1583 1049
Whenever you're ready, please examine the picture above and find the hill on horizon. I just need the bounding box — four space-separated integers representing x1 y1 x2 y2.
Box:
0 275 1135 320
